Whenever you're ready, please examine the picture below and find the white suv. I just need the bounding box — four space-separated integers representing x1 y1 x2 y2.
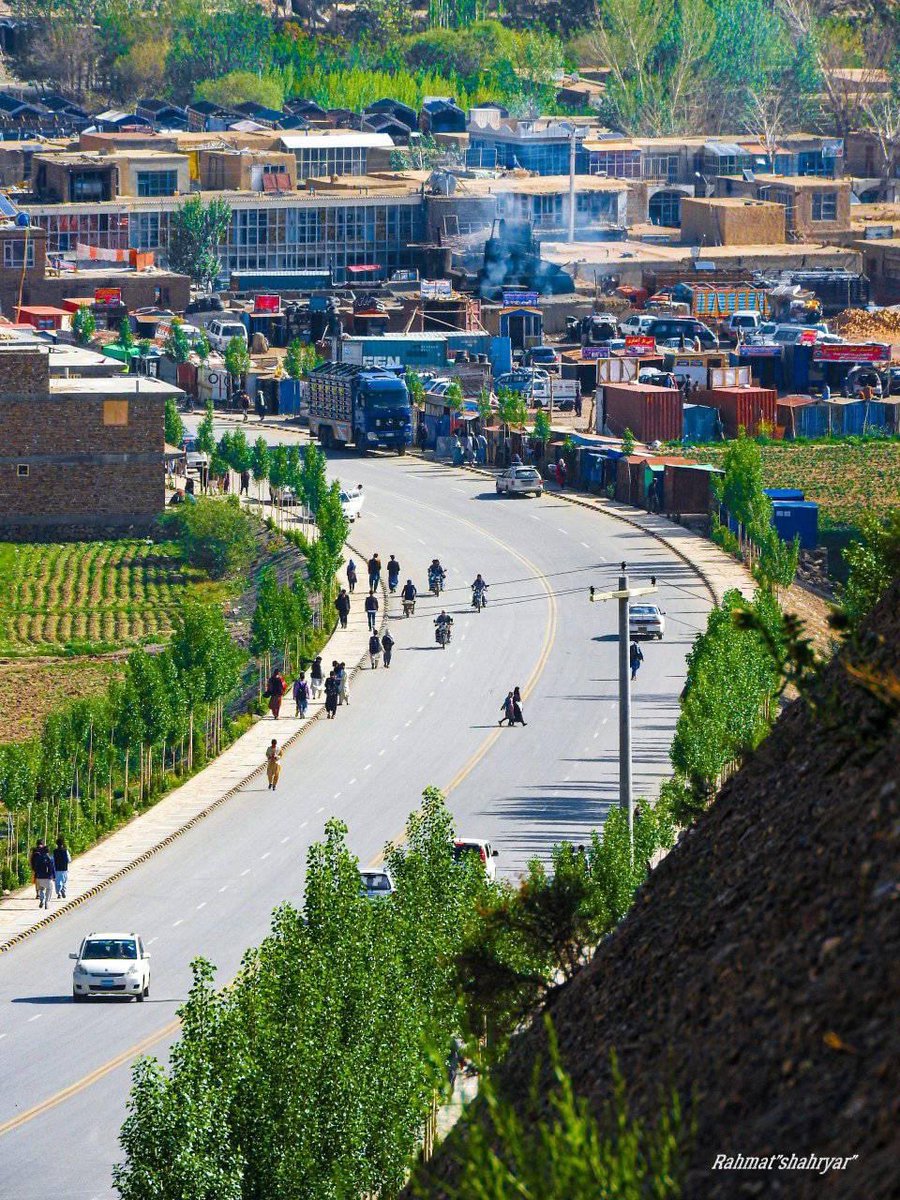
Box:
71 931 151 1002
496 466 543 497
619 313 657 337
205 319 248 352
452 839 498 880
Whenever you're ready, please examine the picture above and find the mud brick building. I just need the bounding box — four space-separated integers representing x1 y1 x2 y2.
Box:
0 346 181 540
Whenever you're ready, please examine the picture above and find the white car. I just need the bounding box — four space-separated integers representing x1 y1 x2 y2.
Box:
71 931 151 1002
205 318 248 353
496 466 543 497
185 450 209 477
359 868 395 900
619 313 657 337
629 603 666 640
340 485 364 522
452 838 498 880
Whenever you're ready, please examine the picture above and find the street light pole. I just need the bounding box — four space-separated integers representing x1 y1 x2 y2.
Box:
590 565 658 853
568 126 576 244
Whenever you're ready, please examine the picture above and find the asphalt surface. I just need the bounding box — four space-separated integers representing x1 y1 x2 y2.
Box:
0 442 712 1198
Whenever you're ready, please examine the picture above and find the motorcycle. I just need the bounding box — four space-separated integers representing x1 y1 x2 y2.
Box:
428 570 444 597
435 621 452 648
402 597 416 617
472 587 485 612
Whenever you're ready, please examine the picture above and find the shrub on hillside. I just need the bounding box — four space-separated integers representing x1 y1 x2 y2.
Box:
169 496 255 580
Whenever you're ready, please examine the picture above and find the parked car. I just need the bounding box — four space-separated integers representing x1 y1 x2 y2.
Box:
452 838 498 880
619 313 658 337
496 466 543 497
359 868 395 900
185 294 224 315
721 310 764 341
340 485 364 521
524 345 560 370
629 603 666 640
643 318 718 349
71 931 151 1002
205 318 248 352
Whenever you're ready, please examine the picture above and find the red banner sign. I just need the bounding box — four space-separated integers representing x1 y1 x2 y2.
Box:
94 287 122 306
813 343 889 363
625 335 656 356
798 330 818 345
254 294 280 313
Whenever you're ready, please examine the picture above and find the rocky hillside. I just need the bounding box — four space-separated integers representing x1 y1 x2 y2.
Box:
411 581 899 1198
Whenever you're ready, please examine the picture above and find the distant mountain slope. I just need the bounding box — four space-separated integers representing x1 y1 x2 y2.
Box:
411 579 899 1199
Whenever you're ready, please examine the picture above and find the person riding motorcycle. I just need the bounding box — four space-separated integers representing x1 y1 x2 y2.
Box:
434 609 453 644
471 574 489 607
428 558 446 593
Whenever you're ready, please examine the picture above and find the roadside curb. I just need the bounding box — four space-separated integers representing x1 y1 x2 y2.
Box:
0 539 378 955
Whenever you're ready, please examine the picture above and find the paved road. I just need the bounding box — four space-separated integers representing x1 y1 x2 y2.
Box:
0 445 712 1198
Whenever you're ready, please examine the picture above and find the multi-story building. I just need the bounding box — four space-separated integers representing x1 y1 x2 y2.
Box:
466 112 599 174
715 175 852 239
279 132 395 180
0 344 179 540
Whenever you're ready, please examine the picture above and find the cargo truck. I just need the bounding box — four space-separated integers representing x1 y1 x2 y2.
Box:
308 363 412 453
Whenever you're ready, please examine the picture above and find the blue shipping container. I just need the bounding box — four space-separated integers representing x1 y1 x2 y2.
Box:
683 403 719 443
793 401 829 439
771 501 819 550
764 487 805 501
823 399 866 435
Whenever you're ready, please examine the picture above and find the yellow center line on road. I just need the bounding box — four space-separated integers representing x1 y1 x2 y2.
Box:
0 1018 181 1138
0 467 557 1142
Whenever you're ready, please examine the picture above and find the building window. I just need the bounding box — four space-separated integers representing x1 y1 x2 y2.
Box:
589 149 641 179
812 191 837 221
3 239 35 267
137 170 178 197
644 154 678 182
103 400 129 426
16 463 29 477
71 171 109 202
772 188 796 229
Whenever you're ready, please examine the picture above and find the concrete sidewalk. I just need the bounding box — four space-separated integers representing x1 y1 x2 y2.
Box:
0 551 377 952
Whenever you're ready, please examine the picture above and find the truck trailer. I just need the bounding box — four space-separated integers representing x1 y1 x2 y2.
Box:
308 363 412 453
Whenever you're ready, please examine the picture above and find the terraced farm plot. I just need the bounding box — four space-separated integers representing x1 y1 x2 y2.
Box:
0 539 223 657
681 440 900 529
0 658 121 743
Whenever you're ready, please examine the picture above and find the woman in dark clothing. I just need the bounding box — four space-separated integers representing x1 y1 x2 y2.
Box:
266 669 287 719
498 692 515 726
512 685 527 726
324 672 339 719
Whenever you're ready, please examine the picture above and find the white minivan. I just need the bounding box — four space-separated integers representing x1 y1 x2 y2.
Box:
205 318 248 352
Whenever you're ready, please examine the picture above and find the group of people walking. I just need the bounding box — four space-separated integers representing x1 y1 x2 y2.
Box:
499 687 527 727
29 838 71 909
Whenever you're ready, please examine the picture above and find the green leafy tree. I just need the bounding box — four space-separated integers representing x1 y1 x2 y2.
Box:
444 379 464 413
194 332 211 364
195 69 285 111
168 197 232 290
840 508 900 629
300 443 328 514
477 387 493 426
621 426 636 456
224 336 250 390
164 396 185 449
164 318 192 365
406 369 426 412
72 304 96 346
118 317 135 351
170 496 256 580
533 407 551 446
497 386 527 433
195 400 216 457
251 436 269 503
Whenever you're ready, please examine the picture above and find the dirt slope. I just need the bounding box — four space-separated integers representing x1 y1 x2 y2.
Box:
413 582 900 1198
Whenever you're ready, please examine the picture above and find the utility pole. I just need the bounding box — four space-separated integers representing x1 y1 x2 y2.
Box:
590 565 658 852
568 126 577 244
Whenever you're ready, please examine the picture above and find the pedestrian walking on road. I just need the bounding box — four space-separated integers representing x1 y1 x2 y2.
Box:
239 467 251 497
369 632 382 668
256 392 266 422
53 836 70 898
387 555 400 593
346 559 358 593
310 655 324 700
498 692 515 726
555 457 567 490
365 590 379 632
367 553 382 591
239 390 251 423
265 668 287 719
334 661 346 704
381 629 394 668
335 587 351 630
512 686 527 726
30 840 46 898
339 661 350 705
292 672 309 718
33 843 55 909
630 640 644 682
324 671 339 718
265 739 282 789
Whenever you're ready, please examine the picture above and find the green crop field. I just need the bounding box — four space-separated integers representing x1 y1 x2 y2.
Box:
681 440 900 529
0 539 223 657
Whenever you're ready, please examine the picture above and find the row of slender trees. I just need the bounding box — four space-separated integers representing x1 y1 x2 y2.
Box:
114 787 683 1199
